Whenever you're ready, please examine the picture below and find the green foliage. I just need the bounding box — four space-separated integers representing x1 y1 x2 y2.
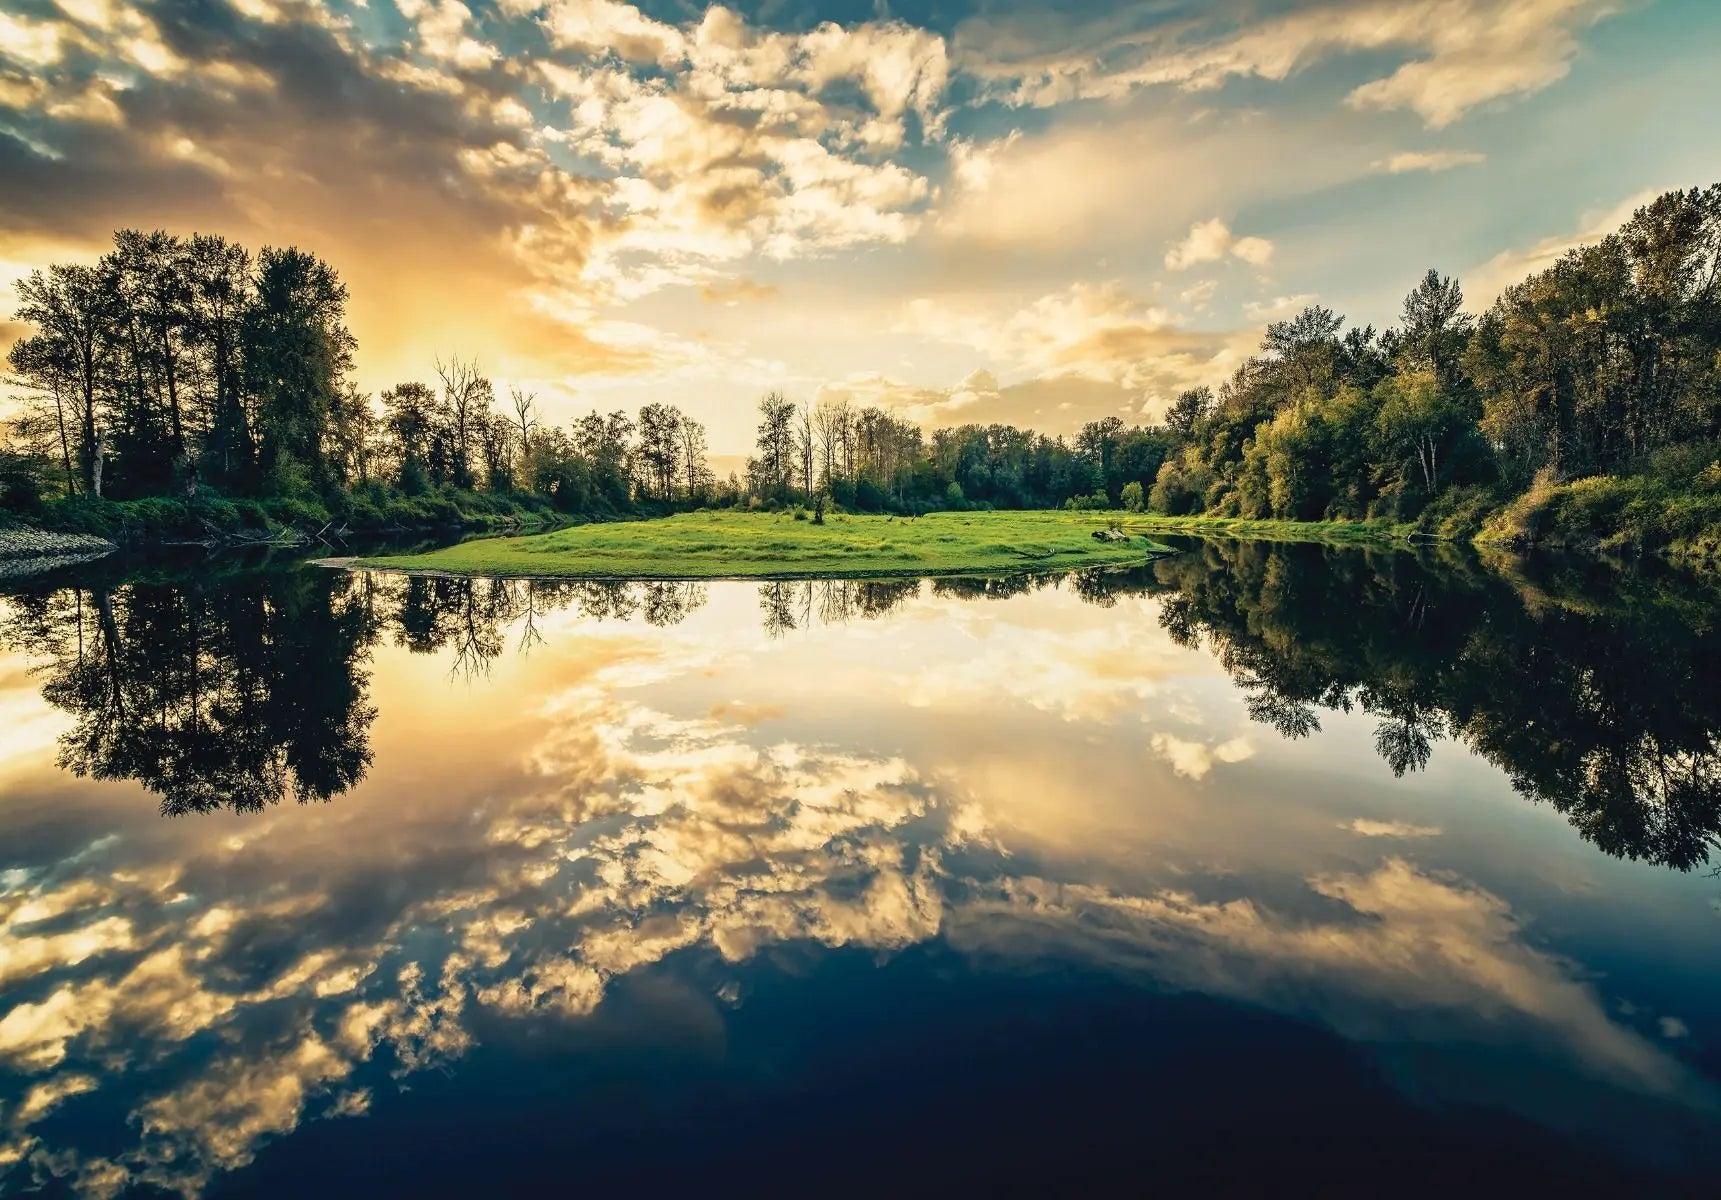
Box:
1479 468 1721 562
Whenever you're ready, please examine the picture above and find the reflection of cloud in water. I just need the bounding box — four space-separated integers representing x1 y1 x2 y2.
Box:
1 681 1709 1196
0 572 1716 1194
1346 818 1443 838
1149 731 1254 779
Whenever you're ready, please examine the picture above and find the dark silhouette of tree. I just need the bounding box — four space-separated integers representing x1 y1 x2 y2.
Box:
1 569 376 815
1105 541 1721 871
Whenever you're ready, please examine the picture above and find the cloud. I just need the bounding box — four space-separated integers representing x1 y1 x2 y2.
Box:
0 0 952 408
396 0 498 70
949 856 1707 1110
1243 292 1318 322
699 278 779 305
1150 732 1255 780
958 0 1620 129
899 281 1251 406
1178 279 1218 313
1374 149 1486 174
1165 218 1273 271
1465 187 1659 306
1344 818 1443 838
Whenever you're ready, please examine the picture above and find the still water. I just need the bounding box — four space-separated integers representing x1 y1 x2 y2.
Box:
0 540 1718 1196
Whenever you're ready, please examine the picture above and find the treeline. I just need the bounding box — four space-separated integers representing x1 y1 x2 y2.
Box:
1149 185 1721 555
743 389 1169 514
9 184 1719 558
2 230 719 533
735 185 1721 557
1137 539 1721 870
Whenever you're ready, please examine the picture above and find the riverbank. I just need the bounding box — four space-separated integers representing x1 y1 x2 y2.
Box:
1119 515 1416 546
355 511 1176 579
0 526 118 579
11 488 569 551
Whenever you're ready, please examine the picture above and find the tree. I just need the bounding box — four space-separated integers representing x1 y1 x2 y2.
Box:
814 395 850 489
380 382 438 492
636 402 683 502
1375 371 1475 499
433 355 489 490
796 399 816 501
6 332 81 495
185 234 254 488
1164 387 1211 442
753 390 794 502
1399 269 1474 386
1263 304 1345 394
678 413 712 502
1121 480 1144 512
11 263 118 496
245 246 355 493
509 386 537 460
327 383 380 487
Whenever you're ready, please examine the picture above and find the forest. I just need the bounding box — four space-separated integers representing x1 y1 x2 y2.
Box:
4 183 1719 559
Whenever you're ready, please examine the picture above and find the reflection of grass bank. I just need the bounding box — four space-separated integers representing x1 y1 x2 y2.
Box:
358 510 1176 579
1122 515 1416 546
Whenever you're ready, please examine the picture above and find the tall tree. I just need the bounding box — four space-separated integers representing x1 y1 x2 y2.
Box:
1398 269 1474 387
243 246 354 493
433 355 489 490
753 390 795 502
11 264 117 495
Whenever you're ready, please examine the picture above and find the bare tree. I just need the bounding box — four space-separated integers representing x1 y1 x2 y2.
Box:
434 355 491 489
813 395 849 490
677 413 711 502
509 385 537 458
796 400 815 500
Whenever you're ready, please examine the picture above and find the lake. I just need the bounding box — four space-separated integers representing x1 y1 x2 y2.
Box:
1 539 1718 1196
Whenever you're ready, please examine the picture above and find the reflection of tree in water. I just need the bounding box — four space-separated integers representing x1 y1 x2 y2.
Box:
757 578 920 638
1128 541 1721 872
388 576 712 676
10 548 1715 862
0 571 378 816
0 572 721 814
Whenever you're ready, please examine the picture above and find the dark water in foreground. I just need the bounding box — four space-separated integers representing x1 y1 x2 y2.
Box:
1 540 1719 1197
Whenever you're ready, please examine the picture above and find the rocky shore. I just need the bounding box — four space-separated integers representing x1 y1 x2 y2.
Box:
0 526 117 578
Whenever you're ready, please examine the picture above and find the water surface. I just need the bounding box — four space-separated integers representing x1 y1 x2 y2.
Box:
1 541 1718 1196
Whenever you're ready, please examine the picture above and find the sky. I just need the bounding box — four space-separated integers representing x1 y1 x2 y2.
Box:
2 0 1720 456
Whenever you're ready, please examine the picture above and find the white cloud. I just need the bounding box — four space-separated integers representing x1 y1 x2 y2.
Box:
959 0 1620 129
396 0 498 69
899 280 1254 403
1465 188 1658 306
1165 218 1274 271
1374 149 1486 174
1243 293 1317 322
1344 818 1442 838
1150 732 1255 780
1178 279 1218 313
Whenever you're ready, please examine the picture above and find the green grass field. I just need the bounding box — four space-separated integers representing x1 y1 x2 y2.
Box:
356 510 1179 579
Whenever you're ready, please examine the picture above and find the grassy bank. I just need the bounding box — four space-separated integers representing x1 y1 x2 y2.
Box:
357 510 1176 579
1119 515 1416 546
1475 469 1721 566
